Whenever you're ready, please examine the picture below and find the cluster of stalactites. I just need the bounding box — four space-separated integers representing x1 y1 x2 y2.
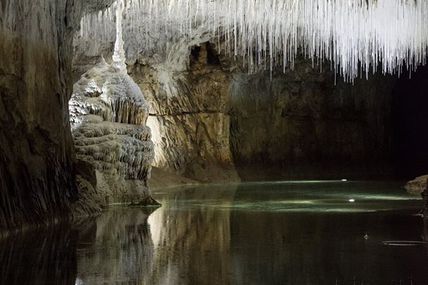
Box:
80 0 428 82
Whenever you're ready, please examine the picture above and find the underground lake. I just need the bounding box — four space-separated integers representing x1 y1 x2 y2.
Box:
1 181 427 285
3 1 428 284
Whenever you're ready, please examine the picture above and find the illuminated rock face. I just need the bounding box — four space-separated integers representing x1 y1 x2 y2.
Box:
130 44 240 183
70 60 154 204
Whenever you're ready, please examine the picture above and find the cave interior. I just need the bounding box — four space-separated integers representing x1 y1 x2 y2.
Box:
1 0 428 284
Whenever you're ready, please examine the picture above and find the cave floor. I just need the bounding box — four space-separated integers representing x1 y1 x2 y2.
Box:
1 181 428 285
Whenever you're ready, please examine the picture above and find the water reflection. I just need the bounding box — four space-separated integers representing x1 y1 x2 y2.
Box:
0 207 155 285
149 182 428 285
76 208 155 284
147 186 237 284
0 226 77 285
0 182 427 285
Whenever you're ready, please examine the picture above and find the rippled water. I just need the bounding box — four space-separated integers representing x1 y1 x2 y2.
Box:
1 181 427 285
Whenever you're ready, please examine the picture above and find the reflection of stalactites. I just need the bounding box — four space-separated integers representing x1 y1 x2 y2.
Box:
0 226 78 285
76 208 155 284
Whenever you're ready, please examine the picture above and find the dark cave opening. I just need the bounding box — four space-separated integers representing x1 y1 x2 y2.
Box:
190 42 221 66
392 63 428 180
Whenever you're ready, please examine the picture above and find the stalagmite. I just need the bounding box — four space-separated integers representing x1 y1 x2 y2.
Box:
70 0 155 205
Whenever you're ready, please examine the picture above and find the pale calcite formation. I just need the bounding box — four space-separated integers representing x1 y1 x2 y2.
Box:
70 59 154 204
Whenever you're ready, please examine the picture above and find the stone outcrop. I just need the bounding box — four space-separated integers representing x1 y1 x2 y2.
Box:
70 59 155 205
405 175 428 195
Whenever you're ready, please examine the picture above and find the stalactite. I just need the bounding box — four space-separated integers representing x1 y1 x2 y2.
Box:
112 0 127 71
79 0 428 82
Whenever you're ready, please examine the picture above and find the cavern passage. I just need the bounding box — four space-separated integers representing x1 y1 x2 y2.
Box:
2 0 428 284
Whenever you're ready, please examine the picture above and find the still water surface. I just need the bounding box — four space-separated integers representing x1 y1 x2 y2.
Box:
1 181 427 285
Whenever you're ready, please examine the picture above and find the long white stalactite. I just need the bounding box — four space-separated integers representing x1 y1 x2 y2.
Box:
80 0 428 82
112 0 127 72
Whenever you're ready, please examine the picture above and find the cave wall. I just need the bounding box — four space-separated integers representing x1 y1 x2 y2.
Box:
73 26 397 183
0 0 116 231
0 0 79 231
230 61 396 180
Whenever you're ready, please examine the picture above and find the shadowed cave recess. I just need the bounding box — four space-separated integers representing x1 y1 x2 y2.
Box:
1 0 428 239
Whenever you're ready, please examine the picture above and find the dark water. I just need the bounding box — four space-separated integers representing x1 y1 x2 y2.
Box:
1 181 428 285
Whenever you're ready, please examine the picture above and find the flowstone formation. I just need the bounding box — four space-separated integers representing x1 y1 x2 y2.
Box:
70 0 156 206
70 59 154 205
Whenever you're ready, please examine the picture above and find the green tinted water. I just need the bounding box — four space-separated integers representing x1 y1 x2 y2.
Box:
1 181 427 285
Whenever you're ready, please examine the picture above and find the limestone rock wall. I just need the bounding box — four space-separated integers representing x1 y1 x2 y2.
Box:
230 61 396 179
0 0 78 231
129 43 240 183
0 0 119 232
